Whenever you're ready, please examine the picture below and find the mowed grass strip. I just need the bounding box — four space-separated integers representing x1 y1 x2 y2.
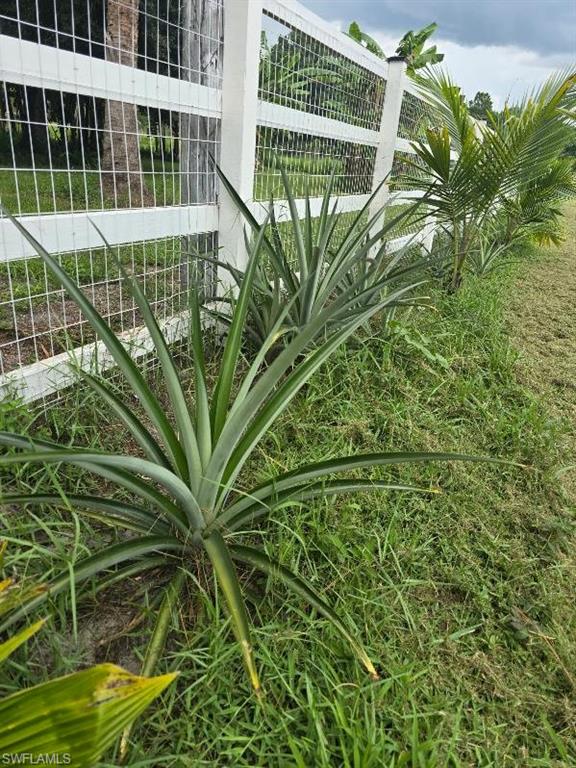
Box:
506 201 576 505
1 209 575 766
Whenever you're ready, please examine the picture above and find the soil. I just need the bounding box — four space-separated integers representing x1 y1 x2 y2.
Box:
0 269 183 375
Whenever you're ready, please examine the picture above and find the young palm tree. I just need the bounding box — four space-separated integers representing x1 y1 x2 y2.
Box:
497 156 576 246
406 70 576 290
491 97 576 246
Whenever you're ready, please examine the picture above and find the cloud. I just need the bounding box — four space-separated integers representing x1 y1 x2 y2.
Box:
303 0 576 56
301 1 574 106
357 28 569 106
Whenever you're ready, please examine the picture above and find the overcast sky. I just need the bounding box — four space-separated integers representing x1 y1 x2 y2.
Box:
301 0 576 107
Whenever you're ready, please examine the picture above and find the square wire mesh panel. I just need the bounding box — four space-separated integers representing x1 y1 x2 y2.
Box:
259 11 386 131
0 1 223 382
255 127 376 201
0 84 220 212
0 232 219 376
397 90 433 141
0 0 224 86
390 150 429 192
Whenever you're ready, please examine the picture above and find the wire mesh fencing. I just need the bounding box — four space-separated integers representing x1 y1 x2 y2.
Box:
0 0 434 403
0 0 223 388
397 88 433 141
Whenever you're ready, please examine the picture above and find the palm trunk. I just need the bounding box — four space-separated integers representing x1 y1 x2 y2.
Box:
450 220 474 292
449 217 461 292
101 0 148 206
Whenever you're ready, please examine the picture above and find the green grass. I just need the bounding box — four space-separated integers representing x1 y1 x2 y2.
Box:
1 205 575 766
0 239 184 305
0 159 185 321
0 157 181 215
254 149 377 201
0 153 345 213
254 168 332 200
253 169 373 201
505 202 576 504
0 156 341 213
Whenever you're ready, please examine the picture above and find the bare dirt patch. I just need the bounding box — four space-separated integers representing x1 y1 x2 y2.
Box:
0 267 184 374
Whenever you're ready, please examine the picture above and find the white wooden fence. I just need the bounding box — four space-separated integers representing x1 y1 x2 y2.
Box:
0 0 433 404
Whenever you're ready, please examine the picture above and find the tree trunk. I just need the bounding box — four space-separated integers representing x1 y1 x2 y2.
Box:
62 93 79 155
180 0 222 294
101 0 149 206
18 86 48 160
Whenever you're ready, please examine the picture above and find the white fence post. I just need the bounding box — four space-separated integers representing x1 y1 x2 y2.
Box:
218 0 263 282
368 56 407 235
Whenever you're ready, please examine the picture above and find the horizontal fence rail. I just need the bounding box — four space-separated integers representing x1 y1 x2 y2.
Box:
0 205 219 261
256 101 381 147
0 0 437 404
0 35 222 117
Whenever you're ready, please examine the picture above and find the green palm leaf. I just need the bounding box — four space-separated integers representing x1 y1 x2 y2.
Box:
0 663 176 764
0 562 176 764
